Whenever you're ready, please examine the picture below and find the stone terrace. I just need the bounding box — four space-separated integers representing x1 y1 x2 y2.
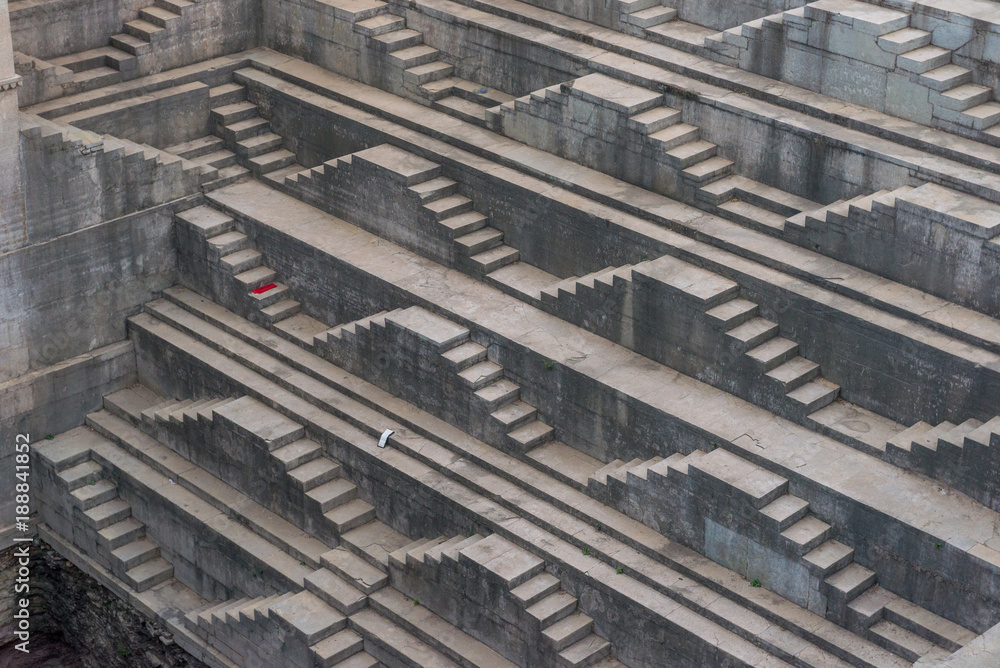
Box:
5 0 1000 666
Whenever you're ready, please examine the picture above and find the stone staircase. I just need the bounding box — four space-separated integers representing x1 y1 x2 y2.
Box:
785 182 1000 316
389 533 621 667
707 290 841 417
589 445 968 663
43 0 193 96
130 283 988 667
37 444 175 593
342 2 515 126
284 145 563 298
176 204 309 327
885 415 1000 512
185 591 374 668
706 0 1000 136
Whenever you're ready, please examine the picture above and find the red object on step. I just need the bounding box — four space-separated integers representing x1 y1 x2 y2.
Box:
252 283 277 294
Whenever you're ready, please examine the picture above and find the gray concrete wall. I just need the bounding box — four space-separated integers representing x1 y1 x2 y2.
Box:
0 200 186 383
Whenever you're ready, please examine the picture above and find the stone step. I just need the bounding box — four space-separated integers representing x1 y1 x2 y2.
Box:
786 378 840 413
139 6 181 28
125 556 173 592
311 629 367 668
725 317 778 350
307 478 359 512
474 379 521 411
237 131 284 159
250 149 297 176
877 28 932 55
350 608 463 668
918 64 972 92
527 442 605 492
373 28 423 52
558 634 611 668
438 211 489 238
491 400 539 432
220 248 263 274
388 45 440 69
705 298 759 329
457 360 504 390
271 438 324 472
407 175 458 203
625 5 676 28
354 13 406 36
433 95 488 124
224 117 271 143
424 194 474 220
937 418 983 456
509 420 555 451
883 598 977 652
248 282 290 309
70 479 118 510
932 84 993 112
274 313 331 347
124 18 166 42
82 498 132 530
305 569 368 616
211 101 258 125
325 499 377 534
111 537 160 572
958 102 1000 131
322 547 388 594
526 590 577 629
58 459 104 490
898 45 952 75
665 140 717 169
746 337 799 371
511 572 562 607
289 457 342 491
206 230 250 259
765 356 821 392
627 106 681 135
543 612 594 651
210 83 247 107
647 123 700 151
682 156 734 185
455 227 503 255
910 421 957 454
98 517 145 551
759 494 811 532
717 199 787 231
868 620 937 663
803 540 855 577
235 265 278 291
824 562 877 604
165 135 225 160
440 341 488 371
109 33 151 56
468 244 520 273
341 520 411 570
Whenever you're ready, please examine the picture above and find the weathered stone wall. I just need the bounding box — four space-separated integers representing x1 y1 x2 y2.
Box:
9 0 148 59
0 542 206 667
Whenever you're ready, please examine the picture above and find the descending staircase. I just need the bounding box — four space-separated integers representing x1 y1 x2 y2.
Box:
164 80 304 188
708 0 1000 136
36 442 175 593
44 0 192 96
347 5 515 126
706 291 841 416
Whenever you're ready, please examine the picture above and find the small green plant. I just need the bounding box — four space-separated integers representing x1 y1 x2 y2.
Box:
544 361 554 371
89 481 96 486
300 561 306 566
253 568 263 578
616 567 624 575
935 542 943 549
45 434 54 440
594 523 602 532
116 644 132 658
582 548 590 556
413 599 420 606
750 579 762 588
